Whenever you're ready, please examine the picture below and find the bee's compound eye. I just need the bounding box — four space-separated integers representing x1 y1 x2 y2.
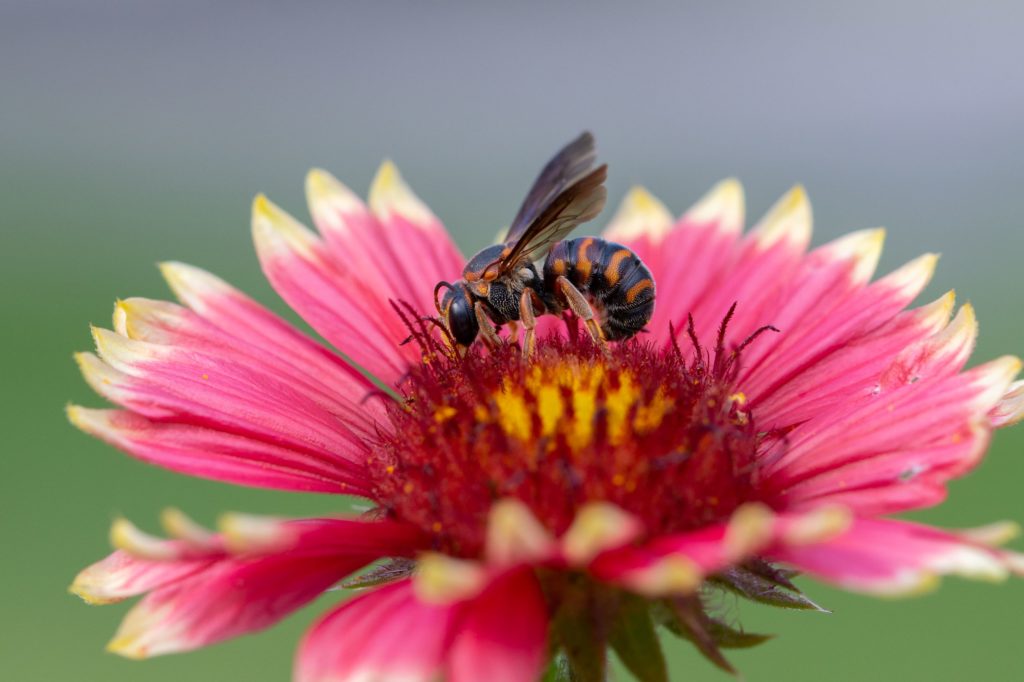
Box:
445 290 479 346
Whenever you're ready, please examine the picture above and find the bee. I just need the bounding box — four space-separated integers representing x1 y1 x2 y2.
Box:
434 132 655 355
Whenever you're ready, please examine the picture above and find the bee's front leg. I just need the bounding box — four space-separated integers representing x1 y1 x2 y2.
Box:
518 288 544 359
556 276 607 352
473 301 503 350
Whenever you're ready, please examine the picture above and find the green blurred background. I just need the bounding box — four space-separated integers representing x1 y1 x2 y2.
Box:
2 3 1023 680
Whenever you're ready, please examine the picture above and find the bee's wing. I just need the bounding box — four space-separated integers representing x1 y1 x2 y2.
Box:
505 132 600 244
496 164 607 272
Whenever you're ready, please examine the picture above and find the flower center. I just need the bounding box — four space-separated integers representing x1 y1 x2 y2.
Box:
371 324 763 557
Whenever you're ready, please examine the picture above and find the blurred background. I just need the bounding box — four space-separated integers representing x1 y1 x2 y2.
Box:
2 2 1023 680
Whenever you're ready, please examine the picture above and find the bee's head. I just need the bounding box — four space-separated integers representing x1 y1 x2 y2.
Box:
462 244 508 297
435 280 479 347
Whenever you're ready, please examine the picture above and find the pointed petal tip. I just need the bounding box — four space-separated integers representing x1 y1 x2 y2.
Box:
413 552 487 604
485 498 556 566
217 512 290 554
105 636 149 660
109 517 181 561
305 168 363 225
66 403 111 436
824 227 886 284
916 289 956 331
251 193 319 259
368 159 435 226
884 252 940 299
157 261 234 313
561 502 644 565
724 503 776 560
972 356 1023 411
161 508 217 548
754 184 812 250
960 521 1021 547
604 185 673 242
783 506 853 546
684 177 745 234
626 555 703 597
993 379 1024 428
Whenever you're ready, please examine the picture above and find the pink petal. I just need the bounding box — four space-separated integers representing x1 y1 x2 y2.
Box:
447 568 549 682
308 165 465 320
252 195 426 385
774 420 989 516
751 291 954 428
68 407 371 495
296 580 455 682
740 252 937 406
589 505 779 595
992 379 1024 428
70 550 215 605
115 295 384 440
681 186 812 345
762 357 1020 492
106 519 424 658
619 179 743 344
159 262 382 419
769 517 1024 596
77 329 371 484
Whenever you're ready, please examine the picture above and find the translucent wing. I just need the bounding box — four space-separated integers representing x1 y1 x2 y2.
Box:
506 132 600 244
496 165 607 272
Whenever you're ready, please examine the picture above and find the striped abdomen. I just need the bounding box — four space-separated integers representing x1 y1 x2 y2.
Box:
542 237 655 341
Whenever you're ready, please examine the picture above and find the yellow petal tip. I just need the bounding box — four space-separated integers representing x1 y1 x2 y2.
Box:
604 186 673 242
413 553 486 604
684 177 745 234
754 184 812 249
562 502 643 565
486 498 556 565
305 168 362 223
369 159 434 226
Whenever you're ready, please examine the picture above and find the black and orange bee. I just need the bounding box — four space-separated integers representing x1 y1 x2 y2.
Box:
434 132 655 355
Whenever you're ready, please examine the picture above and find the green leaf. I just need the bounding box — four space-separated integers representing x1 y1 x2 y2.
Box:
609 594 668 682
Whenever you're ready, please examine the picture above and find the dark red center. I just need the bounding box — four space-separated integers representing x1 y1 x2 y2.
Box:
371 324 764 557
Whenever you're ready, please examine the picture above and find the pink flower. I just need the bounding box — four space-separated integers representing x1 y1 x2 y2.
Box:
69 145 1024 680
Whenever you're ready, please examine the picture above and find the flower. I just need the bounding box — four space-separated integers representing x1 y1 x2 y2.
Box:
69 154 1024 681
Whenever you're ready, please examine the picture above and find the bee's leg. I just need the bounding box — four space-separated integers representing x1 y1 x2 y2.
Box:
518 288 541 358
474 301 503 349
556 276 606 350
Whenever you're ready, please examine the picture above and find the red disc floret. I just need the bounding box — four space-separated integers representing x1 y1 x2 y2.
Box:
372 318 765 557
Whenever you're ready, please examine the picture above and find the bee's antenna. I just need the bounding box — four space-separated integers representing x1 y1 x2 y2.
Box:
433 281 454 314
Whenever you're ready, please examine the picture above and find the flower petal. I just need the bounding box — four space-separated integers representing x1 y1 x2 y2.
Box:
590 504 777 596
740 251 939 406
79 328 371 482
70 550 215 605
105 518 424 659
114 296 383 440
447 569 549 682
992 379 1024 428
252 194 423 384
296 580 455 682
753 290 956 427
764 356 1021 502
602 186 674 277
67 406 371 495
158 262 380 416
682 185 813 345
769 517 1024 596
630 179 744 342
